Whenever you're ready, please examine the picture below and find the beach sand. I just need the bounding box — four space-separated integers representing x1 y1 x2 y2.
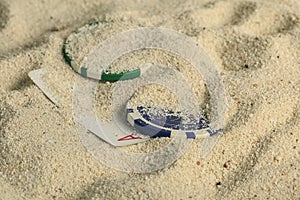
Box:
0 0 299 199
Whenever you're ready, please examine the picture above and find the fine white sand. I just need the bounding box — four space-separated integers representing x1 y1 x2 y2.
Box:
0 0 299 199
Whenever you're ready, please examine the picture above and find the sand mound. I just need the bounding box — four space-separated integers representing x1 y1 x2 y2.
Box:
0 0 9 31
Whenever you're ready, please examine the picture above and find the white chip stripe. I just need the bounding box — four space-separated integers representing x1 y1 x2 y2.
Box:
71 60 80 72
126 107 219 139
80 66 104 80
127 110 139 127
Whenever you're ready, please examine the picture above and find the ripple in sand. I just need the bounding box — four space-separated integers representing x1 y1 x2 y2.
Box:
236 2 300 36
274 12 299 35
230 1 257 26
0 99 15 135
224 99 256 131
190 1 236 28
221 34 271 71
0 1 9 31
189 0 257 29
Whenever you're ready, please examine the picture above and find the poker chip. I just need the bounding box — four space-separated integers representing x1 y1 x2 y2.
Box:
126 105 221 139
63 21 142 81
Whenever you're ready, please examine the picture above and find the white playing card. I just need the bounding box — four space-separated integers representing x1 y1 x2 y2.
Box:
76 115 148 146
28 68 149 146
28 69 60 106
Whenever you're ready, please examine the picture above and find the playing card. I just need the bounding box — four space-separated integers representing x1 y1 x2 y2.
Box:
28 68 149 146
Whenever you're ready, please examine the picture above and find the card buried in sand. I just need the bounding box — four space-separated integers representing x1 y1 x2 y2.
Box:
29 23 227 151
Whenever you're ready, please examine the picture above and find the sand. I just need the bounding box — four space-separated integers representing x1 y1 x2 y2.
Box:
0 0 299 199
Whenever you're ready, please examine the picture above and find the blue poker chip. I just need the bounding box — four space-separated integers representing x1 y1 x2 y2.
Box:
126 105 221 139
